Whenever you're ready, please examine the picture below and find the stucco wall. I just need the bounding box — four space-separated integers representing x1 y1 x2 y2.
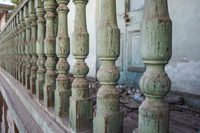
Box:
67 1 97 78
166 0 200 95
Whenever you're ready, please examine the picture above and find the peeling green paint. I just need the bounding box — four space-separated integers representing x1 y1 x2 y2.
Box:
36 0 46 101
136 0 172 133
55 0 71 117
25 3 32 90
69 0 93 131
43 0 56 108
30 0 38 94
94 0 124 132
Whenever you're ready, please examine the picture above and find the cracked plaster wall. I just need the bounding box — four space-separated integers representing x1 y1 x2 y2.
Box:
166 0 200 96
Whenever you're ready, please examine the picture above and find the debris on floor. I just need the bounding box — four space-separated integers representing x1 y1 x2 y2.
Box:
67 75 200 133
164 96 183 105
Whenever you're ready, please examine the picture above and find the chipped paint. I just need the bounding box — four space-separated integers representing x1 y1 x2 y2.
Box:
138 0 172 132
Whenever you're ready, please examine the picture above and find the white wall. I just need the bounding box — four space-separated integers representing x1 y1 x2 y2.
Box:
166 0 200 95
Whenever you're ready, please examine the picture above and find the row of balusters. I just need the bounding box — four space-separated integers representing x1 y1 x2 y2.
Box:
0 0 172 132
0 0 124 132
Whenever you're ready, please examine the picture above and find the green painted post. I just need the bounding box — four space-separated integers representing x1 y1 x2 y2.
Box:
20 9 25 84
11 22 14 76
36 0 46 101
18 13 22 82
15 15 19 79
25 3 32 89
16 14 20 80
30 0 38 94
136 0 172 133
22 7 27 86
69 0 93 131
15 16 19 79
43 0 56 108
19 10 23 83
93 0 123 132
55 0 71 117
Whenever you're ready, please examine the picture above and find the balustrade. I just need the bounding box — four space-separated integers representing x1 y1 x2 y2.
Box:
0 0 172 133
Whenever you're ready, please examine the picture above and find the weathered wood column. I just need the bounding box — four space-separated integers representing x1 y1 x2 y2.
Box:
17 15 20 79
17 18 21 79
43 0 56 107
55 0 71 117
11 21 14 76
93 0 123 132
137 0 172 133
17 14 21 81
36 0 46 101
25 3 32 89
22 7 27 86
30 0 38 94
69 0 93 131
19 10 24 83
14 16 19 79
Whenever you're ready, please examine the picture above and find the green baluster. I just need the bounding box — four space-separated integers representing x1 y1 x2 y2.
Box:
136 0 172 133
18 12 22 82
22 6 27 86
43 0 56 108
93 0 123 132
36 0 46 101
25 2 32 89
69 0 93 131
55 0 71 117
20 9 25 83
14 16 19 79
30 0 38 94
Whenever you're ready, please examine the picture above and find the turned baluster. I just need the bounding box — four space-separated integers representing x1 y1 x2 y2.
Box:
43 0 57 108
136 0 172 133
30 0 38 94
69 0 93 131
93 0 123 132
22 6 27 86
55 0 71 117
36 0 46 101
25 2 32 89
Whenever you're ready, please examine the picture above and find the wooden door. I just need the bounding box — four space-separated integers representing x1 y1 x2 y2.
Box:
116 0 145 87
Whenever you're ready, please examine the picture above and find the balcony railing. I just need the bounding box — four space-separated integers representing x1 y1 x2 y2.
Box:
0 0 172 133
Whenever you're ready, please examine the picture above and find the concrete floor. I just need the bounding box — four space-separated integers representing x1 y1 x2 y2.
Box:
123 105 200 133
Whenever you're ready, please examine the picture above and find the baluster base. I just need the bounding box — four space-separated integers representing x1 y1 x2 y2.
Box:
22 71 26 86
138 100 169 133
55 89 71 117
69 97 93 132
44 83 56 108
93 110 123 133
26 74 30 89
36 79 44 101
30 68 37 94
